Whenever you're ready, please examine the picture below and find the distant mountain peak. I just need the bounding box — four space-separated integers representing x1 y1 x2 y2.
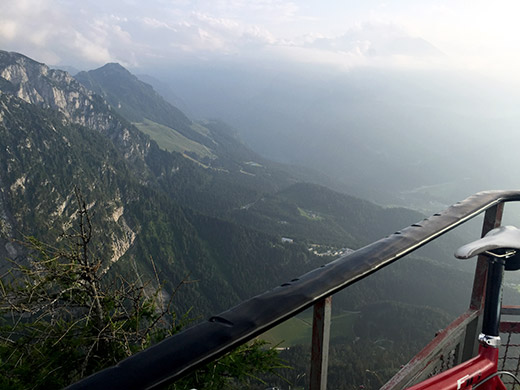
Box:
96 62 133 75
101 62 126 69
0 50 45 67
75 62 201 140
0 50 88 111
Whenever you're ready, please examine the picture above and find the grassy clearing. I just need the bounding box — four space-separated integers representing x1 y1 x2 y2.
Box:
134 118 215 159
260 310 359 347
190 121 212 137
297 207 323 221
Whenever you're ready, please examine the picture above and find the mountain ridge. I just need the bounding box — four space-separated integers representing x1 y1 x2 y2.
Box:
0 48 475 326
75 62 198 142
0 50 491 389
0 50 343 316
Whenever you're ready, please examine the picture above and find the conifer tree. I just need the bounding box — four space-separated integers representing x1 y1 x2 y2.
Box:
0 189 286 389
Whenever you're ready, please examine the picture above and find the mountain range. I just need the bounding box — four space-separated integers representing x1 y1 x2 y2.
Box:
0 50 319 315
0 50 485 386
150 63 520 214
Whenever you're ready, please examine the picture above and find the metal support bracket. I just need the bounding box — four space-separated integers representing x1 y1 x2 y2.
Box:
309 296 332 390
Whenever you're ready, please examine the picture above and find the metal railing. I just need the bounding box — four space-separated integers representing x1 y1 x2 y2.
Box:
382 196 507 389
68 190 520 390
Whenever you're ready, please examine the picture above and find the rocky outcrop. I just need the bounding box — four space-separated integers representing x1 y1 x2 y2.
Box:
0 59 148 270
0 50 152 179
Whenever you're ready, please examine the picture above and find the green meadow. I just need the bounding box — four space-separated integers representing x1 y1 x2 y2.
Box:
260 309 359 348
134 119 215 159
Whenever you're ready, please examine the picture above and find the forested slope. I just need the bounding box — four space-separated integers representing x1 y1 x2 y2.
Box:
0 50 489 390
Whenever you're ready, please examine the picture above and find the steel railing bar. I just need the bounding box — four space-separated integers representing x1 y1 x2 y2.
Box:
68 190 520 390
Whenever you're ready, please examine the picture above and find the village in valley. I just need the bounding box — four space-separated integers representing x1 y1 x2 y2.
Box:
307 244 354 258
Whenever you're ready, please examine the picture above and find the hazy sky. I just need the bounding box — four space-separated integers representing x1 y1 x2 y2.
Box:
1 1 520 81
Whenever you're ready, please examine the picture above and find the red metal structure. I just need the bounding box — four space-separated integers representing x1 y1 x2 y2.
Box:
383 202 520 389
68 191 520 390
405 345 504 390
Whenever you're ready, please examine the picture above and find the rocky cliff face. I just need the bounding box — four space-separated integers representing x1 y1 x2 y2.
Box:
0 52 81 109
0 51 249 315
0 92 138 272
0 51 212 282
0 50 322 317
0 50 153 176
0 51 157 272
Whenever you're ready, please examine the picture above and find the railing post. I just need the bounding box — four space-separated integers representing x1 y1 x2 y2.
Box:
309 296 332 390
461 203 504 361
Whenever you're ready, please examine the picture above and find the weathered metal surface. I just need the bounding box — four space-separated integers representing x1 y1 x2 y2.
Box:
68 190 520 390
499 321 520 333
404 344 500 390
501 305 520 316
309 296 332 390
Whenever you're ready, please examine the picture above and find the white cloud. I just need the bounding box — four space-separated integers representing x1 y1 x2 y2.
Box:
0 21 18 40
141 17 176 30
305 23 442 59
209 0 299 22
0 0 519 83
72 30 112 64
243 26 276 46
193 13 240 32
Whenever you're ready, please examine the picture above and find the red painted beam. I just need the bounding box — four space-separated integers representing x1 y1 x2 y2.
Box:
382 310 480 390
